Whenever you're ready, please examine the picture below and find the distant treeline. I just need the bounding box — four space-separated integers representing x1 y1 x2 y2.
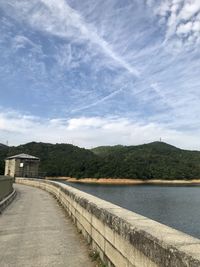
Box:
1 141 200 179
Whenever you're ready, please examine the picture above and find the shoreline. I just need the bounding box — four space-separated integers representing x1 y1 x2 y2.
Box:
46 177 200 185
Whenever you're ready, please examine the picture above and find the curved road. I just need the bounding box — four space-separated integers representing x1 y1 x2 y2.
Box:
0 184 95 267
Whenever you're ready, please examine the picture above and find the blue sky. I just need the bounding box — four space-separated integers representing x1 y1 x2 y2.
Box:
0 0 200 149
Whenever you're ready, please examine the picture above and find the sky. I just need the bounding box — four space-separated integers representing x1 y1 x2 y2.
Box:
0 0 200 149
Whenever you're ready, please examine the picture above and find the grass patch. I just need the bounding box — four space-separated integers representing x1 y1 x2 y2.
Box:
89 250 108 267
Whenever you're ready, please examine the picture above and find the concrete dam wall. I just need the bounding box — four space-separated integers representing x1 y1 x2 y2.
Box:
0 175 13 201
16 178 200 267
0 176 16 213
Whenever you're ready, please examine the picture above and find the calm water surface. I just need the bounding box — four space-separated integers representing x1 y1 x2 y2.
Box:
62 182 200 239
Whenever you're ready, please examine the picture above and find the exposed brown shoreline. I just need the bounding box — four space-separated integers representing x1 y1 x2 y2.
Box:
46 177 200 185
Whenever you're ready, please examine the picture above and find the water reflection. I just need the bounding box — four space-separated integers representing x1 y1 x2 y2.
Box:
61 182 200 239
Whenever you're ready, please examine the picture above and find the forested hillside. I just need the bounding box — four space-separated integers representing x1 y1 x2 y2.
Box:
91 142 200 179
1 141 200 179
0 142 101 178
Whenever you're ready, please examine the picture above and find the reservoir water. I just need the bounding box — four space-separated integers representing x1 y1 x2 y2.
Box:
62 182 200 239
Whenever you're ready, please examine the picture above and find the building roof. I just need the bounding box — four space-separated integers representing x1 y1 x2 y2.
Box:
6 153 40 160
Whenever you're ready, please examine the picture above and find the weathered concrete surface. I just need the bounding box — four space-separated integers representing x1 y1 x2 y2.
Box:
0 184 95 267
0 189 16 214
0 175 14 201
15 178 200 267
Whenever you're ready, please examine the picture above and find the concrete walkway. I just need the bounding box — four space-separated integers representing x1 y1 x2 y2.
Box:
0 184 95 267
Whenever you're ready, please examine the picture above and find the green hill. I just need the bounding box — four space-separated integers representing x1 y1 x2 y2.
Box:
91 142 200 179
91 145 125 157
1 141 200 179
1 142 100 178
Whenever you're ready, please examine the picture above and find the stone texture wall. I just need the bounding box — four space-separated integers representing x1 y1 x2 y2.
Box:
16 178 200 267
4 159 16 177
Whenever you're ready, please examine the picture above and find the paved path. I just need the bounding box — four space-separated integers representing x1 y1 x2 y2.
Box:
0 184 95 267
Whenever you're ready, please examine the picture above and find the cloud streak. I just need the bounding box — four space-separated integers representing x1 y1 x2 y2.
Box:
4 0 140 77
0 0 200 148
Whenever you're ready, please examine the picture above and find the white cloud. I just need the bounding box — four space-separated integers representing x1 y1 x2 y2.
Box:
176 21 193 35
0 0 172 113
12 35 40 51
193 20 200 31
178 0 200 21
1 0 200 149
1 110 200 150
155 0 200 49
71 84 127 113
3 0 140 77
67 117 105 130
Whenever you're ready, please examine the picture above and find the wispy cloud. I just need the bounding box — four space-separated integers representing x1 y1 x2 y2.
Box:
0 0 200 148
3 0 140 77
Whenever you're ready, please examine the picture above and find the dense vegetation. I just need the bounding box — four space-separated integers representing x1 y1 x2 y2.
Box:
91 142 200 179
0 142 101 178
1 141 200 179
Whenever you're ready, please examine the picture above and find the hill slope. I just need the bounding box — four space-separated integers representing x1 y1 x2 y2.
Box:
1 141 200 179
0 143 8 148
91 142 200 179
1 142 101 177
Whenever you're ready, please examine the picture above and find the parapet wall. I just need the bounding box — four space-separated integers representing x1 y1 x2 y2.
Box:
0 176 16 213
16 178 200 267
0 176 14 201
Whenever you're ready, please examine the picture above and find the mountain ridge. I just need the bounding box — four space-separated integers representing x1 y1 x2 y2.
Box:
1 141 200 179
